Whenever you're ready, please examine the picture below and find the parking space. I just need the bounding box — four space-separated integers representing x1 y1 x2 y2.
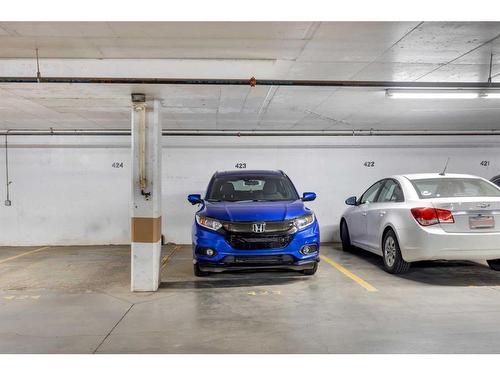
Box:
2 244 500 353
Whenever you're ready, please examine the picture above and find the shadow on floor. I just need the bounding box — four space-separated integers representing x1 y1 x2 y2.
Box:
335 246 500 287
160 270 308 289
396 261 500 287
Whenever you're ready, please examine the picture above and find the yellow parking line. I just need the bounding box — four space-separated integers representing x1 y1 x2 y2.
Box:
161 245 180 270
0 246 51 265
320 254 378 292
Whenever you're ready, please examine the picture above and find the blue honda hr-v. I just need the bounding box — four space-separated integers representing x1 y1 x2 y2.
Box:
187 170 320 276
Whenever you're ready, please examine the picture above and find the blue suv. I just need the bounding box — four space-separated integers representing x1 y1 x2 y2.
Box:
187 170 320 276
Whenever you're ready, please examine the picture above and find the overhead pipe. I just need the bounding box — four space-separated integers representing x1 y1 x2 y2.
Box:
161 129 500 136
0 129 131 136
0 76 500 88
1 129 500 137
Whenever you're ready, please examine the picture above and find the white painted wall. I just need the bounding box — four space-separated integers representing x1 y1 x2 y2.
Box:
1 135 500 246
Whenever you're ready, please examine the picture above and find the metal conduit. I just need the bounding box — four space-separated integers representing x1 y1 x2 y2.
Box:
0 76 500 88
1 129 500 137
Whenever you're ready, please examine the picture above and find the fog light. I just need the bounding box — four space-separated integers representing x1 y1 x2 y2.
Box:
300 244 318 255
197 247 217 257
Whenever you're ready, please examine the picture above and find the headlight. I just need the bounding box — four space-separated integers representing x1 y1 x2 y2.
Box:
294 212 315 230
196 215 223 231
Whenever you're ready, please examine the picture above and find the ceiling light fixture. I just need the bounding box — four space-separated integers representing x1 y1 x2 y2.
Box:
480 92 500 99
386 89 480 99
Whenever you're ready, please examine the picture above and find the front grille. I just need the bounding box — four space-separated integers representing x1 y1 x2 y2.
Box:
223 220 295 233
223 255 294 265
227 232 293 250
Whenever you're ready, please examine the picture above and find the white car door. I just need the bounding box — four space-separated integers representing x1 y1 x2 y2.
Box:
352 180 384 248
346 205 364 243
366 179 405 251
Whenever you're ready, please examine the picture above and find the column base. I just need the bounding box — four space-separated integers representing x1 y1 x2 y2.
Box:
131 241 162 292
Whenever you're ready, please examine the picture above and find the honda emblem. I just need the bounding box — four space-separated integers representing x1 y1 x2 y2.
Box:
252 222 266 233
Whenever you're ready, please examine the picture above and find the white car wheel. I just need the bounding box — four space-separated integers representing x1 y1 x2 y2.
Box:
382 229 411 274
384 236 397 268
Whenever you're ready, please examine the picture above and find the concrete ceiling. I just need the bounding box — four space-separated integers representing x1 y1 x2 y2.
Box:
1 22 500 131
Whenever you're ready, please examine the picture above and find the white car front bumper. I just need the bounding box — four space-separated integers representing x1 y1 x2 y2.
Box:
397 225 500 262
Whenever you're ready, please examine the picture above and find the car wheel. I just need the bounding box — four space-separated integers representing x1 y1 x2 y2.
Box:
382 229 410 274
302 262 318 276
487 259 500 271
340 220 353 252
193 263 210 277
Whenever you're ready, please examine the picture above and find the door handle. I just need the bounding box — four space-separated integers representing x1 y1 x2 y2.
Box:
379 211 387 217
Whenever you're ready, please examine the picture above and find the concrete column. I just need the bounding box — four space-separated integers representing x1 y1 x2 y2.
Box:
130 95 162 292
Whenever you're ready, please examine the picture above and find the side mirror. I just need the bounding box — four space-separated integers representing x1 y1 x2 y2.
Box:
302 192 316 202
345 196 357 206
187 194 203 205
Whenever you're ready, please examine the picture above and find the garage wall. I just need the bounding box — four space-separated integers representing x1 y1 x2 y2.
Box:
1 135 500 246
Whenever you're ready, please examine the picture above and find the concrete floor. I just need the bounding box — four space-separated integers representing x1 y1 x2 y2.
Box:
2 244 500 353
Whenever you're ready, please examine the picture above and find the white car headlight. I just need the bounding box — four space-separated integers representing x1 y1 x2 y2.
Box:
196 214 223 231
294 212 315 230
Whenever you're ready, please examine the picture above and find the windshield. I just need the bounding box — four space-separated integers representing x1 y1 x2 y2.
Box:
206 175 299 202
410 178 500 199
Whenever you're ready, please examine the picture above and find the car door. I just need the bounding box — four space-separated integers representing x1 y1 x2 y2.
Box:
351 180 384 249
366 179 405 251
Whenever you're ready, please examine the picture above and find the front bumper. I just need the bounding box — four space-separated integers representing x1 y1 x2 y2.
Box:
198 258 318 273
192 220 320 271
398 224 500 262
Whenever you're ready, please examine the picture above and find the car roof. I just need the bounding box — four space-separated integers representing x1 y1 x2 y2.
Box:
214 170 285 177
398 173 482 180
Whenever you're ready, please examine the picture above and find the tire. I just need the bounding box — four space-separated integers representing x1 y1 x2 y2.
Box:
193 263 210 277
340 220 353 252
302 262 318 275
382 229 410 274
487 259 500 271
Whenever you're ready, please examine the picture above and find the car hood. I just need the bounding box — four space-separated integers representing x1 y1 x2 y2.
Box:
200 200 308 222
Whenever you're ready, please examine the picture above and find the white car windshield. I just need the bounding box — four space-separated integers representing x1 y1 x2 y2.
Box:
410 178 500 199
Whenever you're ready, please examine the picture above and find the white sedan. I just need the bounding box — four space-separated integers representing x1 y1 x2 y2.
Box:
340 173 500 274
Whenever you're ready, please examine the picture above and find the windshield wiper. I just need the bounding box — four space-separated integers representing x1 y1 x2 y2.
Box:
207 199 293 202
251 199 293 202
207 199 253 202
